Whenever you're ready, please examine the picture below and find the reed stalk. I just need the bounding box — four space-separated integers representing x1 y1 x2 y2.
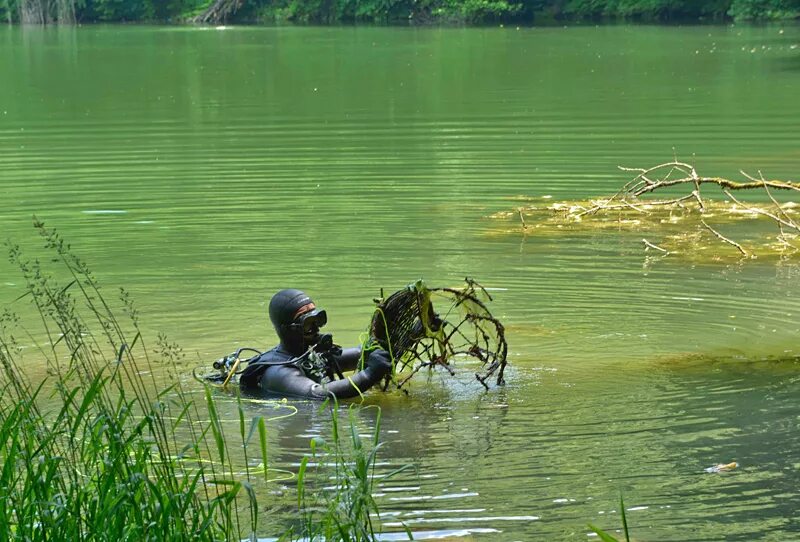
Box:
0 220 263 540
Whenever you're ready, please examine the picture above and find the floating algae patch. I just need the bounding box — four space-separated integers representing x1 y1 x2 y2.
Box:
651 350 800 375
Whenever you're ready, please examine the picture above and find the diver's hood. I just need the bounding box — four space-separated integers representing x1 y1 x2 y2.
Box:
268 289 323 351
269 289 310 326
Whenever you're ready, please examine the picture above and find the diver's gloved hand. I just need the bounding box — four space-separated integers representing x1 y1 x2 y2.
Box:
366 349 393 374
309 348 392 400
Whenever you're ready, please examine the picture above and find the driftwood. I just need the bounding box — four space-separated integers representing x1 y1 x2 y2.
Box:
509 161 800 259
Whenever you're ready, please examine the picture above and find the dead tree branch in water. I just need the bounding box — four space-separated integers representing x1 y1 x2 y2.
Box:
619 161 800 197
513 161 800 259
700 218 749 257
614 162 799 257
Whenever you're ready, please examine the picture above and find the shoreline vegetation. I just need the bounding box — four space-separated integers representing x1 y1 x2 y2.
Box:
2 0 799 26
0 220 405 541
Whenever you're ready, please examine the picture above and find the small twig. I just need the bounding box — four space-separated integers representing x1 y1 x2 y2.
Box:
575 200 615 217
474 372 490 390
691 189 705 212
776 223 798 251
700 219 749 257
642 238 669 254
620 200 649 214
724 189 800 232
517 208 528 230
646 193 697 207
576 198 649 217
759 172 799 231
619 161 693 187
660 166 682 184
740 169 759 182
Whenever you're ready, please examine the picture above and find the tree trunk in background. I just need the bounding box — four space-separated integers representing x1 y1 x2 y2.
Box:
55 0 75 23
193 0 243 23
19 0 76 23
20 0 47 24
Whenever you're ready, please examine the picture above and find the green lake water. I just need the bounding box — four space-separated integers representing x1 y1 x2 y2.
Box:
1 23 800 540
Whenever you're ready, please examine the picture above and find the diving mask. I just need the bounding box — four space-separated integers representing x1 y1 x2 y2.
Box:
291 307 328 337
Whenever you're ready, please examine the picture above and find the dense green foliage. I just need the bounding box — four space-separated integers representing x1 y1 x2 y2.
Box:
1 0 799 23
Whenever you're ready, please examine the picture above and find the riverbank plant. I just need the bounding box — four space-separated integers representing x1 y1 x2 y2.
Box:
292 403 412 541
0 220 265 540
0 220 401 541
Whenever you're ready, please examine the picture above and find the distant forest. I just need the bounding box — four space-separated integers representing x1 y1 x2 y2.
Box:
3 0 800 25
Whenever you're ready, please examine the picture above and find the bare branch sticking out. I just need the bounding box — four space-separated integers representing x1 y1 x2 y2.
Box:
518 208 528 230
642 238 669 255
619 161 800 197
723 189 800 232
700 219 750 258
759 173 800 232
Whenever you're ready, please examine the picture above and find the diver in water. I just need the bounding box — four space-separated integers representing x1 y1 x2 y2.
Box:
239 289 392 399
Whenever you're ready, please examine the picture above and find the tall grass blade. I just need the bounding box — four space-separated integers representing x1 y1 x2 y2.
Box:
587 494 631 542
620 495 631 542
298 456 309 509
204 385 226 465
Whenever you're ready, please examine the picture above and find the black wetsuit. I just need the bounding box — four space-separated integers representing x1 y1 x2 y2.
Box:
247 288 392 399
245 344 391 400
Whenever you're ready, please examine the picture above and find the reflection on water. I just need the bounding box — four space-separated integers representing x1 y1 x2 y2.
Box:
1 23 800 540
